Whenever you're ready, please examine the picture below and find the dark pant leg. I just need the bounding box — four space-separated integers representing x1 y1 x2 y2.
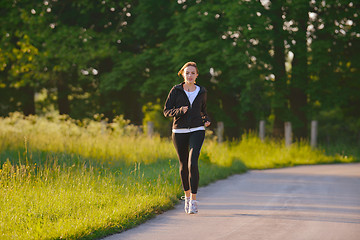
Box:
188 130 205 194
172 133 190 192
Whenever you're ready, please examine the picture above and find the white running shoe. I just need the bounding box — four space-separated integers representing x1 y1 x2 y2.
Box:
188 200 199 214
181 196 190 213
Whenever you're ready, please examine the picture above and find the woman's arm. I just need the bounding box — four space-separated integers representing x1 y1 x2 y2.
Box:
201 91 211 126
163 88 186 118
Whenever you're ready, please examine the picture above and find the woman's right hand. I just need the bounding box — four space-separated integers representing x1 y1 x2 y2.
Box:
181 106 188 114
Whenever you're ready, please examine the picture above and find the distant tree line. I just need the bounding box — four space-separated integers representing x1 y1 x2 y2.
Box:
0 0 359 142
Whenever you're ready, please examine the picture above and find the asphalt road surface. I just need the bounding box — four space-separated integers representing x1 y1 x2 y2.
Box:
103 163 360 240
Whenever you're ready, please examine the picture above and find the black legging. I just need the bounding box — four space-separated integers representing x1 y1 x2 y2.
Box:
172 130 205 194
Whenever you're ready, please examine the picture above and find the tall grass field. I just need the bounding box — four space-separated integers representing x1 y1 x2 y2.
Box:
0 112 357 239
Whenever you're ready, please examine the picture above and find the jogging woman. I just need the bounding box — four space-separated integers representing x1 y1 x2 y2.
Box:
163 61 211 214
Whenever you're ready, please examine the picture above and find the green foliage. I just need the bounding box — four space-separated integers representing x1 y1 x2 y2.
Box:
142 99 172 137
316 107 360 144
0 0 359 140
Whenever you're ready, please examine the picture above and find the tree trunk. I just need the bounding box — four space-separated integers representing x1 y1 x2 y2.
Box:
121 88 143 125
56 72 71 115
20 85 36 116
243 111 257 132
221 93 241 139
124 100 143 126
290 1 309 140
270 0 288 138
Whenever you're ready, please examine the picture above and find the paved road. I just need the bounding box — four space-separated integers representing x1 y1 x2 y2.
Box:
103 163 360 240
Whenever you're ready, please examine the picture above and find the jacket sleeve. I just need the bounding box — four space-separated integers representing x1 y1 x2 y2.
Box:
201 91 211 123
163 88 184 118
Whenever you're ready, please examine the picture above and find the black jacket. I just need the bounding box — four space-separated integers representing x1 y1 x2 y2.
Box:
163 82 210 129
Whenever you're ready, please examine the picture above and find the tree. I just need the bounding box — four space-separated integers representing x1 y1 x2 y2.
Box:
99 0 179 124
287 0 310 139
156 0 273 137
0 0 47 116
309 0 360 142
40 0 125 117
1 0 358 142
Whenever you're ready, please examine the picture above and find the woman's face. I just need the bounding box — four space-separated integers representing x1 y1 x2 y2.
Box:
182 66 198 84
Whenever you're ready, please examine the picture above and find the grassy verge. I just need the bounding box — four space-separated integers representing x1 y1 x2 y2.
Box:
0 113 358 239
0 148 246 240
201 135 356 170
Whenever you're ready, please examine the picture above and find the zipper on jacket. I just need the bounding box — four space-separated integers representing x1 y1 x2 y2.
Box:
182 87 204 110
191 90 203 107
181 89 192 109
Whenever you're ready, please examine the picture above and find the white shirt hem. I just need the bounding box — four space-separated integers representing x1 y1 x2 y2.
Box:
172 126 205 133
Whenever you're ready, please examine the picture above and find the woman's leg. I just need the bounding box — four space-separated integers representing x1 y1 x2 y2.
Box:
172 133 190 193
188 130 205 198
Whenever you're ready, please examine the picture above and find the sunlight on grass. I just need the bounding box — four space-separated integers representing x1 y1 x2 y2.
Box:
0 112 357 239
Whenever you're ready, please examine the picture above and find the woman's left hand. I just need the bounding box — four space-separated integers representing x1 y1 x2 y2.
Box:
204 121 211 127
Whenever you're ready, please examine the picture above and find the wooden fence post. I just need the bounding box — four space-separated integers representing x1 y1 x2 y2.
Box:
217 121 224 143
311 120 318 148
259 120 265 142
284 122 292 147
101 120 107 135
147 121 154 137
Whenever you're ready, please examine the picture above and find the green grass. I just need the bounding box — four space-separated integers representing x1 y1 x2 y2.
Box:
0 113 358 239
0 151 181 239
